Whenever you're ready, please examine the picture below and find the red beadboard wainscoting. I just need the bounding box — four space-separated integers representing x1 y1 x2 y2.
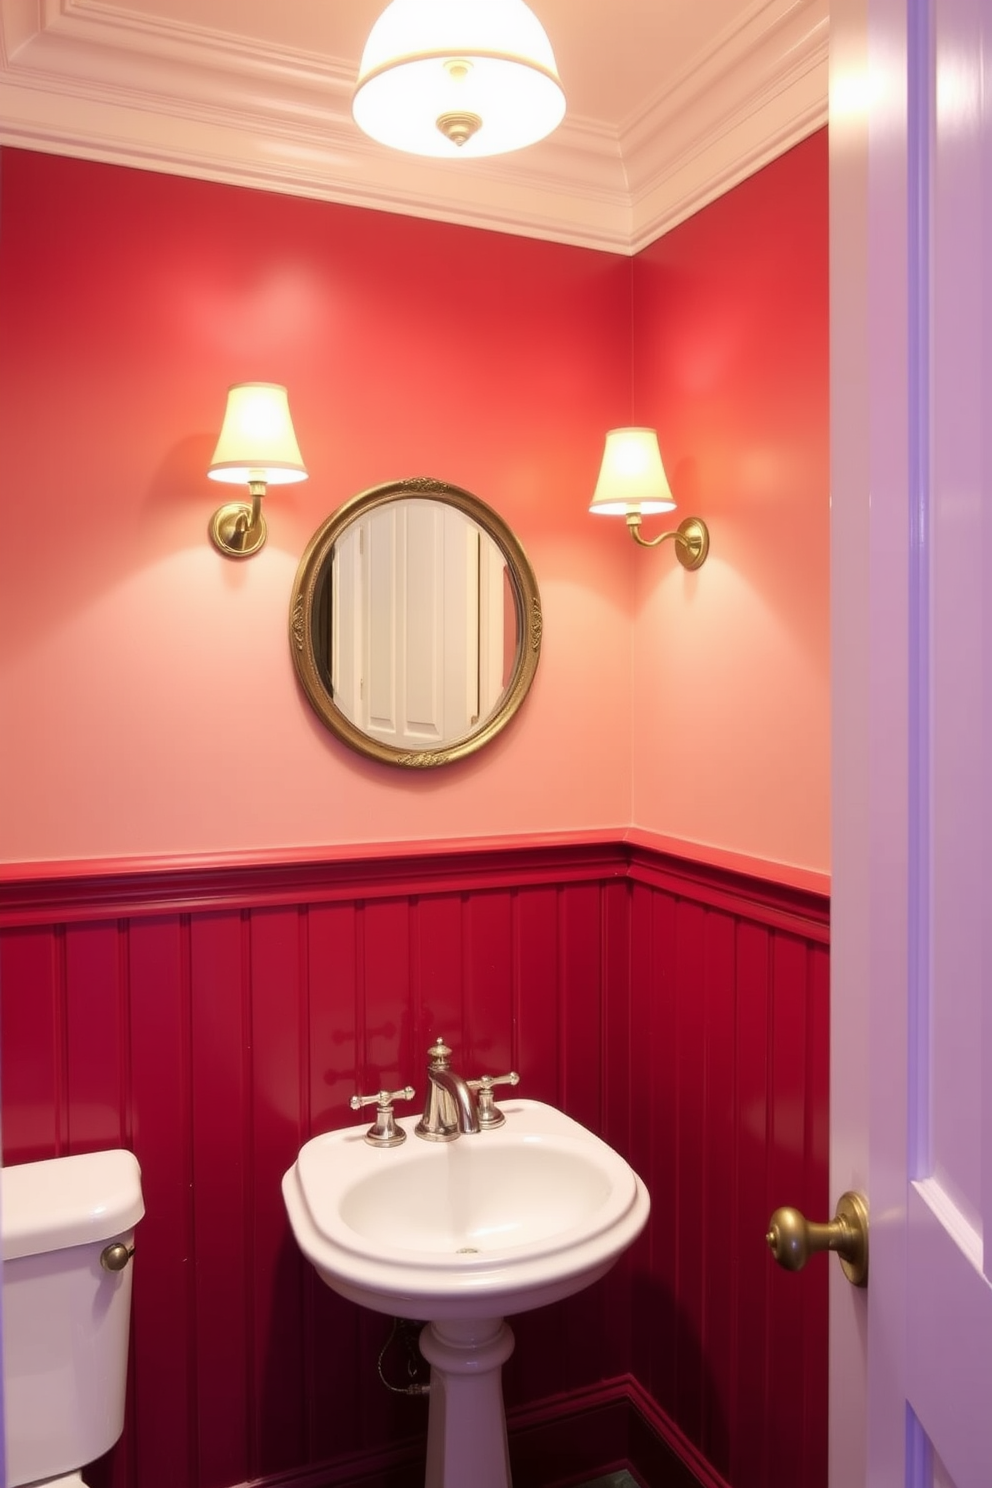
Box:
0 837 828 1488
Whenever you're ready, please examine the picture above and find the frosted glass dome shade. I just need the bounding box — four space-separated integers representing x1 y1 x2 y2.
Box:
353 0 566 158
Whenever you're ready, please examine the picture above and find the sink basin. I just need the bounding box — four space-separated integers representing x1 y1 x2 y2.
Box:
282 1098 650 1321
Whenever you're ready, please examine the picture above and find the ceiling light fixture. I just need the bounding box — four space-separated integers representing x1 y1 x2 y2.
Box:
353 0 566 159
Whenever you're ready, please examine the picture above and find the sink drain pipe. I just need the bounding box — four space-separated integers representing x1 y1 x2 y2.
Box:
378 1317 431 1397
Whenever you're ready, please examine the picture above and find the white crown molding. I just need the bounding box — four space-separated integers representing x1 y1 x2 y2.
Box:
0 0 827 253
624 0 829 249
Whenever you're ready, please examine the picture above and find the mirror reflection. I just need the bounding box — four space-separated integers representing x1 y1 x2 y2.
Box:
290 478 542 767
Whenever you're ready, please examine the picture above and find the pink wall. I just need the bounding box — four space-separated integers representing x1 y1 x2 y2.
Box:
0 149 633 864
631 133 830 876
0 137 829 876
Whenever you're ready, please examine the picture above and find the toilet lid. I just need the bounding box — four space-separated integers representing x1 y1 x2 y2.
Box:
1 1149 144 1260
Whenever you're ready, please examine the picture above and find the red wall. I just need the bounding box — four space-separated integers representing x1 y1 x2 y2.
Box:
0 138 831 1488
0 841 828 1488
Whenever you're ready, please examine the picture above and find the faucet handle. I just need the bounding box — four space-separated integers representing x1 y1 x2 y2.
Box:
350 1086 416 1147
466 1071 520 1129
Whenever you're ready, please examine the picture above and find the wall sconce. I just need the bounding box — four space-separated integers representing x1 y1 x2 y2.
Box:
589 427 710 569
207 383 308 558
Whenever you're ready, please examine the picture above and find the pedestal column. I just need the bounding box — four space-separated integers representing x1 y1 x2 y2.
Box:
419 1316 516 1488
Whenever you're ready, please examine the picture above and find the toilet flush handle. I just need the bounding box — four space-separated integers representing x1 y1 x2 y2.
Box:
101 1241 135 1272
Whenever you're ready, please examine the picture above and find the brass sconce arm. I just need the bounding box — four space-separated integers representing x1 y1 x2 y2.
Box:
626 513 710 570
210 479 268 559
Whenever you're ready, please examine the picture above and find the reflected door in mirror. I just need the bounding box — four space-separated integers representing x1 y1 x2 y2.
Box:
329 501 510 750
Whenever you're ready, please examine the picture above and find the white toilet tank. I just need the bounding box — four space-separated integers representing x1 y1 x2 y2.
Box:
1 1149 145 1488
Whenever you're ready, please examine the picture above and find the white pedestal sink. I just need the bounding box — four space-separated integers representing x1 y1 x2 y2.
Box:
282 1099 649 1488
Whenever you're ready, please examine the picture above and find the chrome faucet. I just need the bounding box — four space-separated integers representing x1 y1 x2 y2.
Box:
415 1039 480 1141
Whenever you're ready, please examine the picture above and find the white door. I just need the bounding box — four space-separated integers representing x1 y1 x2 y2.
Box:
830 0 992 1482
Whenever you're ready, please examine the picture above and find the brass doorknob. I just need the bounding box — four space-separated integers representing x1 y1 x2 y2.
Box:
766 1190 869 1287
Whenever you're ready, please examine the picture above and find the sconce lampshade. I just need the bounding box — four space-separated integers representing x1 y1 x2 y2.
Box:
352 0 566 158
207 383 308 486
588 428 677 516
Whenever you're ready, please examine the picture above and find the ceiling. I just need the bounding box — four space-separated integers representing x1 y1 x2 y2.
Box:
0 0 828 253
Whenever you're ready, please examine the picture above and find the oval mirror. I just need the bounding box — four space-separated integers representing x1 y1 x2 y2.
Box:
290 477 543 767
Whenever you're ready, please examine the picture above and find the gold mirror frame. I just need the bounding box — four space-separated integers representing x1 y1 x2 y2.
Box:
289 476 543 767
